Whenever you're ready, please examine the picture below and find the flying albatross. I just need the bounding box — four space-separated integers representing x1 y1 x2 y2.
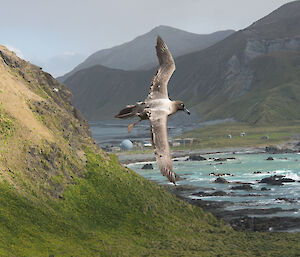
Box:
115 36 190 185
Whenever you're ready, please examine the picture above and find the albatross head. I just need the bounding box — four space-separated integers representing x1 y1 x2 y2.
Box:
174 101 190 115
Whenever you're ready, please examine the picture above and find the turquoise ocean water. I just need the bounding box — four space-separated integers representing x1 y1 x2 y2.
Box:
127 153 300 218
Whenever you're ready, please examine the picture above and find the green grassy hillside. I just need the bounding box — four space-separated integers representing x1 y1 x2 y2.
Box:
1 45 300 256
1 149 300 256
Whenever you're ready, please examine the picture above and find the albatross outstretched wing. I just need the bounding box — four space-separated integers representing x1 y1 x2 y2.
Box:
150 110 176 184
147 36 176 100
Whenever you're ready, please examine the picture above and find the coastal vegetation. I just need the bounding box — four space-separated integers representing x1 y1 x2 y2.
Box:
177 122 300 150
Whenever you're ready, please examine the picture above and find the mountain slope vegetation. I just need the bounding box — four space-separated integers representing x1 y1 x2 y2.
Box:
1 46 300 256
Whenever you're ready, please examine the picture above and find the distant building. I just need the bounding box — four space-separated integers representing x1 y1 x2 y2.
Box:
120 140 133 150
143 141 152 147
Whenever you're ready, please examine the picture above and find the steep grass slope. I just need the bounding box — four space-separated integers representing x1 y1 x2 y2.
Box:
1 45 300 256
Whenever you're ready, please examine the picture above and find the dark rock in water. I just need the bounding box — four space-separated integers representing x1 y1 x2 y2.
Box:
253 171 262 174
187 155 207 161
266 156 274 160
214 177 229 183
230 185 253 191
281 178 296 183
259 175 295 185
209 172 233 177
259 175 284 185
192 191 229 197
226 157 236 160
141 163 153 169
233 181 253 185
261 187 270 191
276 197 297 203
247 193 263 197
214 158 227 162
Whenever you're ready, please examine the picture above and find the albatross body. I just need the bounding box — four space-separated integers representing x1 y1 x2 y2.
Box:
115 36 190 185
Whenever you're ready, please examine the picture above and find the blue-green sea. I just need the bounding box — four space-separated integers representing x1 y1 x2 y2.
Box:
127 153 300 218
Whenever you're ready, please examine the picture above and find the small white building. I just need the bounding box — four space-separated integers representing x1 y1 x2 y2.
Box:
143 141 152 147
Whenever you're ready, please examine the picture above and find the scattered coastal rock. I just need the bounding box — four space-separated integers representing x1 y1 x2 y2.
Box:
141 163 153 169
192 191 230 197
230 185 253 191
187 155 207 161
261 187 271 191
253 171 262 174
214 177 229 183
265 146 296 154
266 156 274 160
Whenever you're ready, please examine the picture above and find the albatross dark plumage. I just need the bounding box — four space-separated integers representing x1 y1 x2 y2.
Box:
115 36 190 185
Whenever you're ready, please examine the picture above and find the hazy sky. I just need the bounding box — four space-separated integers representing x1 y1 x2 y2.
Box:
0 0 295 75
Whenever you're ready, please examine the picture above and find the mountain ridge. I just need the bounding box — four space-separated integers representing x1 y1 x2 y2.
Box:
58 25 234 82
64 0 300 124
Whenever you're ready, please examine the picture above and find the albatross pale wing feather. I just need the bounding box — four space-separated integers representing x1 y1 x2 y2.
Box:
147 36 176 100
149 110 176 184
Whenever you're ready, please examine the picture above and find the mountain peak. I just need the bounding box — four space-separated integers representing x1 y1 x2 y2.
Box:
58 26 234 82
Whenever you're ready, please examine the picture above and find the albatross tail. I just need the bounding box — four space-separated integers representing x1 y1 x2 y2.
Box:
115 105 137 119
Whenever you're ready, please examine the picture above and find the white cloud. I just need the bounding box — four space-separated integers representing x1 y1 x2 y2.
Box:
5 45 24 59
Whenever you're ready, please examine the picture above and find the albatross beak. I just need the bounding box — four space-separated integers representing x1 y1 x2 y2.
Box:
184 108 190 115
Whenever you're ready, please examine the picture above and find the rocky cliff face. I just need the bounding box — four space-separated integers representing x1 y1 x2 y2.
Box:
0 45 97 197
222 36 300 99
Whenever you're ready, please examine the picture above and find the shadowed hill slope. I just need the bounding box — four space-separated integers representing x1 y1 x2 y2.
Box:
64 1 300 124
1 45 300 256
